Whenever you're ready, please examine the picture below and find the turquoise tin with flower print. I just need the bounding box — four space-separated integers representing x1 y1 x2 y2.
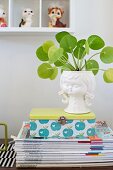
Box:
30 108 96 139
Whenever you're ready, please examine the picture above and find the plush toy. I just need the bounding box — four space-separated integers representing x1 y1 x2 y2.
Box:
48 5 66 28
19 8 34 27
0 6 7 27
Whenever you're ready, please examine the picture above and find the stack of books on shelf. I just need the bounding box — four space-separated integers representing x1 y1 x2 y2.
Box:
14 121 113 168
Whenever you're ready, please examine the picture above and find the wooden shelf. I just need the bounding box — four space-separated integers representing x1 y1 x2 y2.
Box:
0 0 75 35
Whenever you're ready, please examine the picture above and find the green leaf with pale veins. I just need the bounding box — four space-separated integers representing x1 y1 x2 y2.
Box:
54 52 68 67
56 31 70 43
38 63 53 79
43 40 54 53
36 46 49 61
74 46 86 59
77 39 86 47
48 46 58 63
50 67 58 80
100 46 113 64
85 40 90 54
88 35 105 50
48 46 64 64
103 68 113 83
60 34 77 53
86 60 99 75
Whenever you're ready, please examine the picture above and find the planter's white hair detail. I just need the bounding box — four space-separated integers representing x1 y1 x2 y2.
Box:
59 71 96 114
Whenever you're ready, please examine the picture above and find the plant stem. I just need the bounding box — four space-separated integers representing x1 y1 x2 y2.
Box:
79 59 84 70
59 55 75 69
85 59 87 70
100 69 106 71
62 55 73 67
58 57 76 71
87 52 100 61
67 63 76 71
77 60 80 69
71 50 79 70
63 55 76 70
77 48 81 69
81 52 100 70
58 58 66 65
79 50 86 70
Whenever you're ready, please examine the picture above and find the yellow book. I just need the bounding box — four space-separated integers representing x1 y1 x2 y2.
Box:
30 108 96 120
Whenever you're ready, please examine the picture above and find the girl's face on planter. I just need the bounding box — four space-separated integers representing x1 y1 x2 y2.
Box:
62 77 87 96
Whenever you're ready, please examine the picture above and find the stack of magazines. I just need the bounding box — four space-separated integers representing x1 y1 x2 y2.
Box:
14 121 113 168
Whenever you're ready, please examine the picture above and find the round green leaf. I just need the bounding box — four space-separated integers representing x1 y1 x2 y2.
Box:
48 46 58 63
86 60 99 75
38 63 53 79
50 67 58 80
60 34 77 53
100 46 113 64
85 40 90 55
74 46 86 59
103 68 113 83
55 31 70 43
36 46 49 61
43 40 54 53
77 39 86 47
88 35 105 50
54 52 68 67
48 46 64 64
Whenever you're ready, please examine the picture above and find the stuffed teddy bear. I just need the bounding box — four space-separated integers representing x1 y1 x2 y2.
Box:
0 6 7 27
19 8 34 27
48 5 66 28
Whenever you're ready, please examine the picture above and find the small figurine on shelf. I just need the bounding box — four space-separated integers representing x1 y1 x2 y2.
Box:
19 8 34 27
0 6 7 27
48 4 66 28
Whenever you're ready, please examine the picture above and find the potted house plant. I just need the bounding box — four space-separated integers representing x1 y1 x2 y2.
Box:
36 31 113 114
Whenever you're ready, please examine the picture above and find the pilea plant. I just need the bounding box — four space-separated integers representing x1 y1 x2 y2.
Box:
36 31 113 83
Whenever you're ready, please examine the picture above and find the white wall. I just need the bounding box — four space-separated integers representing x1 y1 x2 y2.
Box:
0 0 113 138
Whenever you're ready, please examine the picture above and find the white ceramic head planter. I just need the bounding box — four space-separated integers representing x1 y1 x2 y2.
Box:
60 71 96 114
19 8 34 27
